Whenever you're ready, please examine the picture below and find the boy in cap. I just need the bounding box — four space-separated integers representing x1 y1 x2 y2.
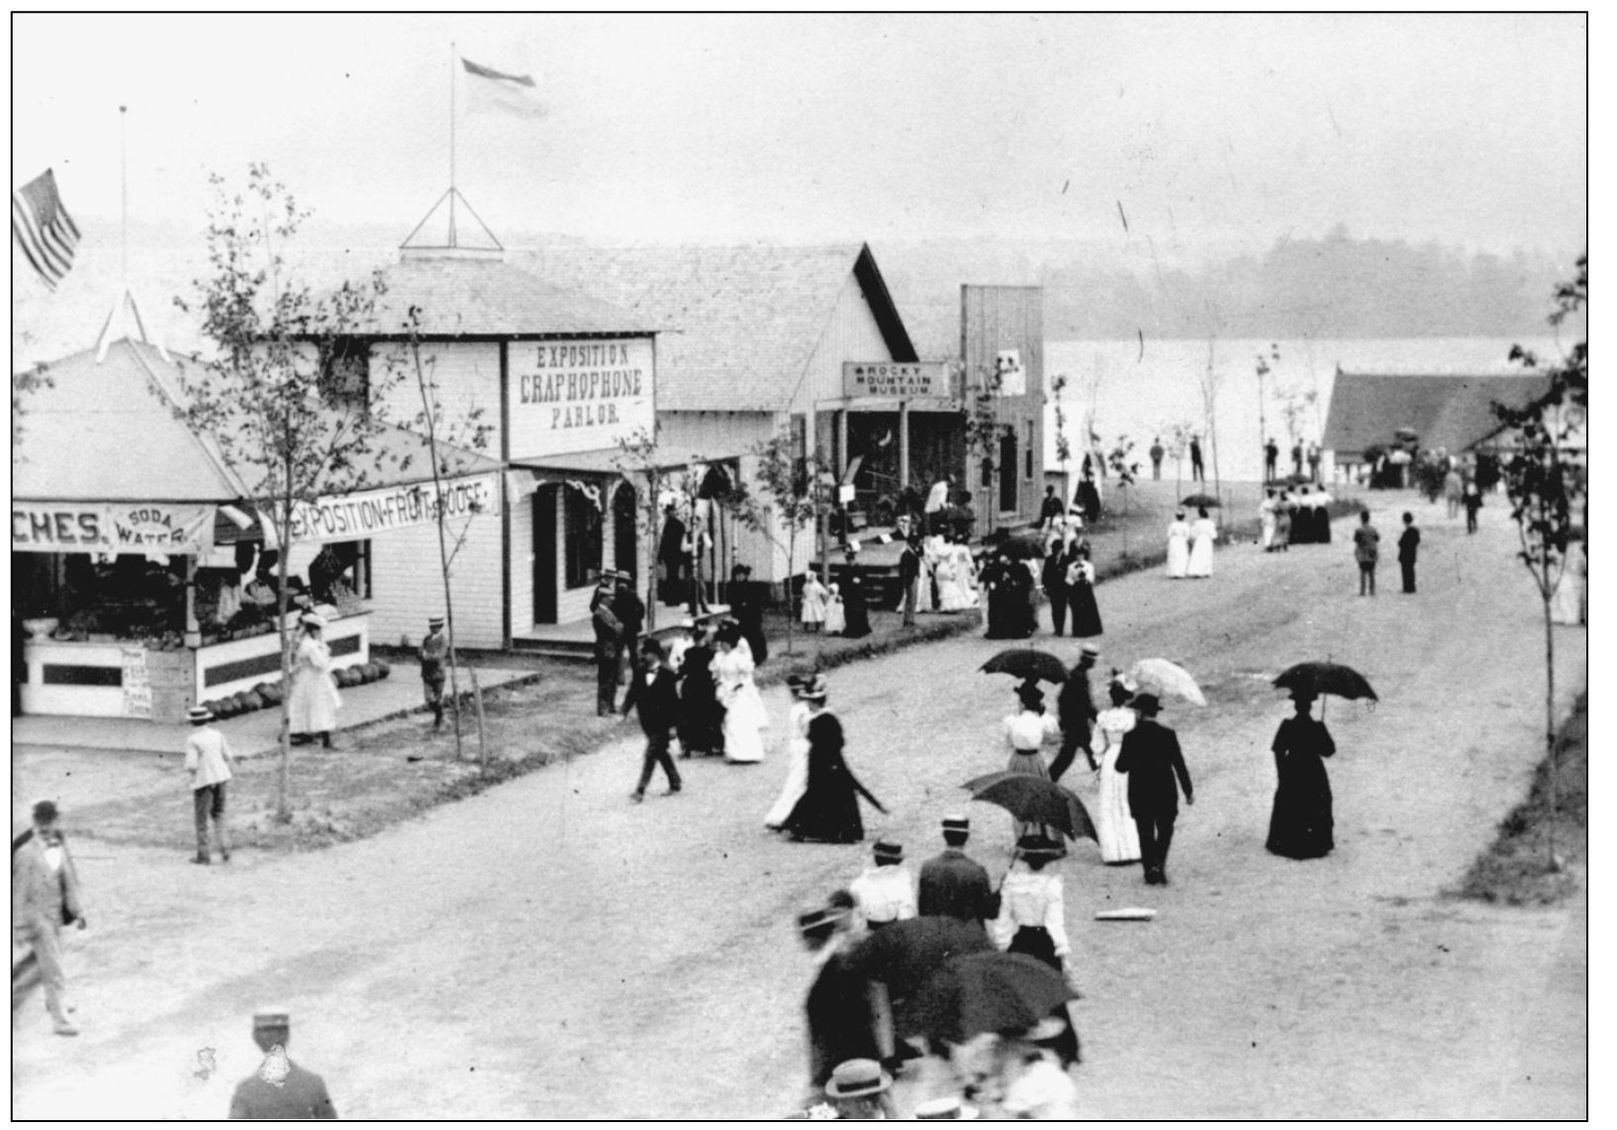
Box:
622 637 683 802
918 815 998 928
229 1009 337 1119
419 614 448 729
11 800 86 1036
184 706 235 864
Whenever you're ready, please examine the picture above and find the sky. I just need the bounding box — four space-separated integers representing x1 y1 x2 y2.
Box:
10 12 1588 260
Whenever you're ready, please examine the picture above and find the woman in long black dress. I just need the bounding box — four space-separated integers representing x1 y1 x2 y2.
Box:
1265 689 1336 859
785 697 887 843
840 570 872 640
1066 545 1103 639
981 552 1014 639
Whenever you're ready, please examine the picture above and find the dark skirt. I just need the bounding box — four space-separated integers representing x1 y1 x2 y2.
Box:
678 678 725 756
1266 753 1335 859
1312 505 1332 543
1067 582 1103 638
1007 927 1081 1066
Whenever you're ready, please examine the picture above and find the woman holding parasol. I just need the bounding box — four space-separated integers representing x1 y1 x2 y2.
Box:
1266 687 1336 859
1001 681 1064 843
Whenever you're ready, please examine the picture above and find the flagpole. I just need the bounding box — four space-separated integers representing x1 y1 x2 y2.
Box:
119 104 129 285
449 41 458 248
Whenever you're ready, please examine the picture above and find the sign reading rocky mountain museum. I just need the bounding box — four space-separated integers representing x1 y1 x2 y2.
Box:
508 337 655 459
842 361 952 401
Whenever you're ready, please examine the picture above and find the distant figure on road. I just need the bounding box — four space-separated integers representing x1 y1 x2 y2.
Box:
657 504 687 605
1264 437 1279 481
1113 692 1194 886
1065 545 1103 638
1353 511 1381 597
1289 486 1314 545
784 683 887 843
228 1009 337 1119
419 614 448 730
287 614 340 748
622 637 684 803
1049 643 1099 784
1187 507 1217 578
924 474 953 535
1265 689 1336 860
1188 435 1205 483
1444 466 1465 519
898 537 923 628
11 799 86 1037
1308 442 1322 483
1463 480 1483 535
185 705 235 865
917 814 998 928
1274 492 1293 550
1259 488 1279 551
1291 441 1304 478
1310 486 1333 544
1397 512 1421 594
1165 510 1192 578
1149 437 1165 480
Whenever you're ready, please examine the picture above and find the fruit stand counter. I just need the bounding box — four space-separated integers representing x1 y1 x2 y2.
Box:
195 611 370 706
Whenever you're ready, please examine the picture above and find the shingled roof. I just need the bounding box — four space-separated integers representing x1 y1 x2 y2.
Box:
512 243 916 412
1322 372 1552 459
360 251 653 338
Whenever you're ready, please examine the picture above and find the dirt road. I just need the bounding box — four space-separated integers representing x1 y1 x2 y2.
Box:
11 492 1586 1118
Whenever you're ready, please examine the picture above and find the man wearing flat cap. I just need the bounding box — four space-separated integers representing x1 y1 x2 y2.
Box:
1113 692 1195 885
229 1009 337 1119
918 815 999 930
419 614 449 730
1050 643 1101 783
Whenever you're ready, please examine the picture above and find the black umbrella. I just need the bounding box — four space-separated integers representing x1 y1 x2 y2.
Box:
996 530 1050 560
981 648 1069 684
961 771 1099 843
842 916 997 1003
911 951 1078 1046
1272 661 1377 701
1180 492 1222 509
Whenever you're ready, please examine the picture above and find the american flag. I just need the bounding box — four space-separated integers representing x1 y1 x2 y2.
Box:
12 168 81 290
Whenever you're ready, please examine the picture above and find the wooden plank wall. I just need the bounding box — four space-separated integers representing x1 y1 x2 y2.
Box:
960 285 1045 540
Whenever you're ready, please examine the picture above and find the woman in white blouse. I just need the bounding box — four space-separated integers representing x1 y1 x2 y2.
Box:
1003 681 1063 843
992 834 1081 1065
712 622 767 763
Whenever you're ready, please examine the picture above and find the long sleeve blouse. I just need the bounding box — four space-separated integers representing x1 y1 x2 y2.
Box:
991 866 1070 957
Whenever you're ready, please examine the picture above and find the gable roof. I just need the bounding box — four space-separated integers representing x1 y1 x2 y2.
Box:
1322 372 1552 458
360 251 653 338
512 243 916 412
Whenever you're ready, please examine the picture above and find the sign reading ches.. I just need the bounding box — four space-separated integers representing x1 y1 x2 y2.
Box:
842 361 952 400
11 502 215 554
508 338 655 459
288 474 501 545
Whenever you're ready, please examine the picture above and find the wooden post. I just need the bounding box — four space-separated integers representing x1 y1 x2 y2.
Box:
898 400 911 491
836 409 849 480
183 554 201 649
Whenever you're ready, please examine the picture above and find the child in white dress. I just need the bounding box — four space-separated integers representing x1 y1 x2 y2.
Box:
822 583 847 635
799 574 829 633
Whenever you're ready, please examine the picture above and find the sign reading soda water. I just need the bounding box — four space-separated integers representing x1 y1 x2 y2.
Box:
11 502 215 554
507 337 655 459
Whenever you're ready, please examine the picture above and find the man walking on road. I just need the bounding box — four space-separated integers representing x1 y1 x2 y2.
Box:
917 815 998 929
185 705 235 864
1149 437 1165 480
11 800 86 1036
229 1009 338 1119
419 614 448 729
1353 510 1381 597
1049 643 1100 782
1398 512 1421 594
1113 693 1194 885
623 637 684 802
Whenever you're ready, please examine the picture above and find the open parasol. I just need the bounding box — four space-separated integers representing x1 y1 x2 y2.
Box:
981 648 1069 684
961 771 1098 843
910 951 1078 1046
996 530 1050 560
1272 661 1377 701
1126 658 1206 706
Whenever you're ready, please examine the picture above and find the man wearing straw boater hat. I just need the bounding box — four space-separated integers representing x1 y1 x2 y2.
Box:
1113 692 1195 886
918 814 999 930
228 1008 337 1119
821 1058 897 1120
1050 643 1101 783
419 614 449 730
184 705 235 865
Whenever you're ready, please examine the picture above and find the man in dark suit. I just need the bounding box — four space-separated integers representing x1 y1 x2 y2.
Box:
799 903 880 1100
898 537 922 627
590 572 625 716
1048 643 1100 782
1113 693 1194 885
228 1009 337 1119
622 637 683 802
917 814 998 929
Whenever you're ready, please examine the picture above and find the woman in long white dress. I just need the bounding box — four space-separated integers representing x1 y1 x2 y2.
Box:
918 534 947 613
939 540 980 612
1186 507 1217 578
822 584 847 635
1259 490 1278 551
1165 511 1192 578
765 675 819 827
713 624 768 763
287 614 341 747
799 574 829 633
1091 680 1141 864
1551 540 1587 625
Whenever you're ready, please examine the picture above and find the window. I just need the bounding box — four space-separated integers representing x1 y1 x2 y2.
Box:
318 338 370 410
309 540 372 603
998 429 1018 512
564 484 603 589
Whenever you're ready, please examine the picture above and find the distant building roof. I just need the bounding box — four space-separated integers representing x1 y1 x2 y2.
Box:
359 250 654 338
1322 371 1552 459
513 243 916 412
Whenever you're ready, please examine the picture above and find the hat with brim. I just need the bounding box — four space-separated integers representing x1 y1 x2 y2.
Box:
825 1058 891 1099
797 906 848 935
187 706 215 725
1023 1016 1068 1045
915 1096 980 1120
1133 692 1162 715
1015 834 1066 861
299 613 325 630
941 814 970 834
253 1007 291 1032
872 839 904 864
427 615 446 629
801 673 829 701
1080 643 1100 659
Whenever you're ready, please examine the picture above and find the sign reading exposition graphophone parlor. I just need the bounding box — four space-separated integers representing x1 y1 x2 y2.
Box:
507 338 655 458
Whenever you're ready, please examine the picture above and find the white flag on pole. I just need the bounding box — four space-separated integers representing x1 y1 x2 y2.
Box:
462 58 546 119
